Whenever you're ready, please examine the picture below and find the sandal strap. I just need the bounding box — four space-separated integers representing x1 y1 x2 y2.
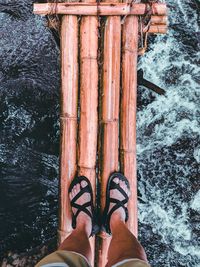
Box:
71 185 90 205
72 202 93 224
106 199 128 226
70 181 94 229
72 201 91 211
68 176 99 236
102 172 130 235
110 181 129 199
109 197 128 205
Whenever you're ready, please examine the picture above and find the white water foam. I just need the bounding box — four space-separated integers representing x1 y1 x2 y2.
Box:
137 0 200 266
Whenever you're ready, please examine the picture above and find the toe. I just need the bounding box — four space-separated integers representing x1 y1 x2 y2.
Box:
121 181 130 196
113 177 119 184
76 183 80 192
119 180 124 189
125 185 129 195
73 185 77 195
71 189 75 198
81 180 87 188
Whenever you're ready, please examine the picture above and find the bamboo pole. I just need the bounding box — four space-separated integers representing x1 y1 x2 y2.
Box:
97 11 121 267
151 15 167 24
78 16 98 187
59 15 78 244
78 2 98 265
120 15 138 236
144 24 168 34
33 3 167 16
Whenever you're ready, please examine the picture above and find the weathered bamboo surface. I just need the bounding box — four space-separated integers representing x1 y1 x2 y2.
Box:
120 15 138 236
59 15 78 243
98 13 121 267
78 2 98 264
34 2 167 16
78 16 98 192
144 24 168 34
151 15 167 24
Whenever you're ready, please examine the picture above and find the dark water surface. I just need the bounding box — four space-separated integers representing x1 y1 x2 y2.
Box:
0 0 60 256
0 0 199 266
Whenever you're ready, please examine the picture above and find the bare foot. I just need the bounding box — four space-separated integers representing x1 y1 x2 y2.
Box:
69 180 92 236
109 177 131 228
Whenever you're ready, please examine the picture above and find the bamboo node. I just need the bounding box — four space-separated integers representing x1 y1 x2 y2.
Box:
122 48 137 54
101 119 119 124
60 114 77 121
78 165 96 170
120 148 136 153
81 56 97 61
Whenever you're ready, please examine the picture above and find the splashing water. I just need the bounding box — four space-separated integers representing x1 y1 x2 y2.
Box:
137 0 200 266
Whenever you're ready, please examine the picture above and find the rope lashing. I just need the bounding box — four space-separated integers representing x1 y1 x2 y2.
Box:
121 0 137 25
138 0 161 55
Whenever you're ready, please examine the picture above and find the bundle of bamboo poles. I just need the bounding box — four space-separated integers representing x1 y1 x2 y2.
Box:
34 2 168 34
143 15 168 34
33 2 168 266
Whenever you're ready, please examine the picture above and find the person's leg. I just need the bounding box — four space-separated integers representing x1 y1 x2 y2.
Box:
59 180 92 263
36 180 93 267
106 178 148 267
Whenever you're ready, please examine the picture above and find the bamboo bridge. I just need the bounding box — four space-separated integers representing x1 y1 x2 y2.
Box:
33 1 168 266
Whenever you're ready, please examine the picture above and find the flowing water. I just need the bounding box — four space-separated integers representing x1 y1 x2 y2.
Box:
0 0 199 266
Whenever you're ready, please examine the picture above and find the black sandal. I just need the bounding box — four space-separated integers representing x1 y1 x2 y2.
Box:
102 172 130 235
68 176 99 237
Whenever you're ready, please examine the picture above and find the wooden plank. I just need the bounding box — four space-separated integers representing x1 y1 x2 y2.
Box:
97 14 121 267
33 3 167 16
78 4 98 266
59 15 78 244
120 15 138 237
